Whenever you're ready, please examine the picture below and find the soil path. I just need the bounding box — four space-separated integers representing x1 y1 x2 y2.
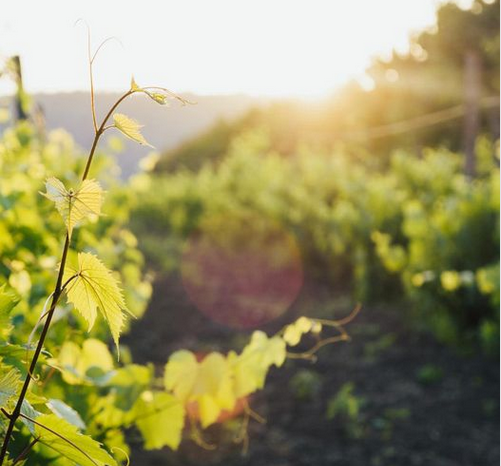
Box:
124 275 500 466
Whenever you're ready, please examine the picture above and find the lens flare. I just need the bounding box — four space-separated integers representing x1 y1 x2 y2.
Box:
181 215 303 329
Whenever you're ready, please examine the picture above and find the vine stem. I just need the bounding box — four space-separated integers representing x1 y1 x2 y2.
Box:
0 89 133 465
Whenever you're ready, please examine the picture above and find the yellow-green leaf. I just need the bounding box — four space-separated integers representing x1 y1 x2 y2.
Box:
34 413 117 466
283 316 313 347
0 285 19 339
163 350 198 401
193 353 235 427
113 113 153 148
130 77 169 105
229 331 286 398
164 351 235 428
51 339 114 385
0 368 20 408
130 76 140 92
63 253 129 351
134 391 185 450
145 91 169 105
41 177 104 237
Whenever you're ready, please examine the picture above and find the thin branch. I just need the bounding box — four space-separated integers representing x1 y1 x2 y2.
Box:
12 437 39 465
311 303 362 328
90 37 122 64
140 86 194 105
243 400 266 424
187 415 216 451
87 28 98 134
81 90 132 181
286 334 350 361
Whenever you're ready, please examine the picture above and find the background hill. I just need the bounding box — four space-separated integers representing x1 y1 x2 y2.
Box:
1 91 269 177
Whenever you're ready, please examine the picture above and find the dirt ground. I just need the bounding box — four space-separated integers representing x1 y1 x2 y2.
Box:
124 274 500 466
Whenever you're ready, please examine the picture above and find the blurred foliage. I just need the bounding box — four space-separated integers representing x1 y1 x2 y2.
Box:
143 0 500 353
0 123 339 463
326 382 365 439
132 130 499 351
0 122 153 463
416 364 444 386
289 369 323 401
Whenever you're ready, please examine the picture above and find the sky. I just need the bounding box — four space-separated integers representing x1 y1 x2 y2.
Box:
0 0 472 98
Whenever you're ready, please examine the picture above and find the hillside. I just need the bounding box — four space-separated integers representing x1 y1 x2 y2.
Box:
1 91 269 178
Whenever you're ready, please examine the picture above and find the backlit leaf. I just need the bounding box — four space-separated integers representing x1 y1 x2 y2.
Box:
52 339 114 385
229 331 286 398
34 413 117 466
113 113 153 148
163 350 198 401
41 177 104 237
0 368 20 408
130 77 169 105
47 399 86 430
63 253 129 351
134 391 185 450
164 351 235 428
0 285 19 339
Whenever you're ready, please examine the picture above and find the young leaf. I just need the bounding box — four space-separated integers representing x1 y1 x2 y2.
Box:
130 76 140 92
130 77 169 105
34 413 117 466
113 113 153 148
63 253 129 351
134 391 185 450
283 316 314 347
144 91 169 106
41 177 104 237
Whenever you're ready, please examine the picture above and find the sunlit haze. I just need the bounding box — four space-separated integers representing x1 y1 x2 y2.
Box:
1 0 472 98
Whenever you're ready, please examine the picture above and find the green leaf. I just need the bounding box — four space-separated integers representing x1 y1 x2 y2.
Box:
20 400 41 435
52 339 114 385
63 253 129 352
34 413 117 466
0 343 48 376
134 391 185 450
113 113 153 148
0 285 19 339
47 399 86 430
41 177 104 237
0 368 20 408
109 364 152 411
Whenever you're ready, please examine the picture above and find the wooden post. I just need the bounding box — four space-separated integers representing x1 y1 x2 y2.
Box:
12 55 27 121
462 49 481 178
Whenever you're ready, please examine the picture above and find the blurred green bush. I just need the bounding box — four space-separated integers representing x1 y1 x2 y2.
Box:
132 131 499 351
0 122 152 337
